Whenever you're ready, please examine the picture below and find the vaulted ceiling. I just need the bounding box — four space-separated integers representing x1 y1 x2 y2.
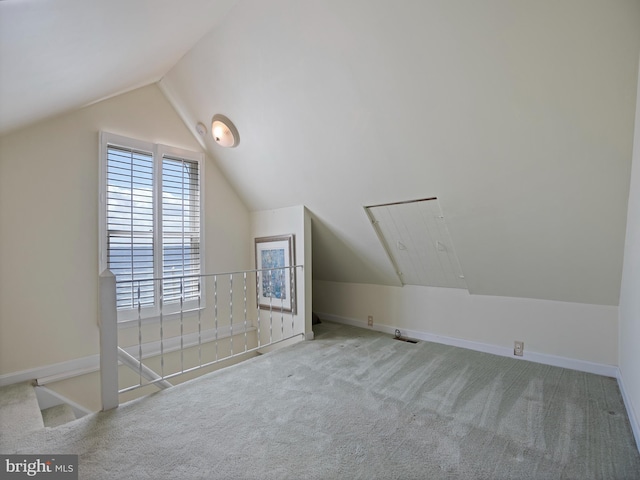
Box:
2 0 640 306
0 0 237 134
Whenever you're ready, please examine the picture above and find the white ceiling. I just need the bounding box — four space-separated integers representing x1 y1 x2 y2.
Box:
0 0 237 134
2 0 640 306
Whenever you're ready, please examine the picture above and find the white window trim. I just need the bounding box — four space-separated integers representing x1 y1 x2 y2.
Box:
99 132 206 324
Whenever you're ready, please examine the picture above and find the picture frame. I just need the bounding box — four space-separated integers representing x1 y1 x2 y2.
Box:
254 234 296 313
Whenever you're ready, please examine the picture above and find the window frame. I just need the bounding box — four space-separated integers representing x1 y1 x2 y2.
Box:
99 132 205 324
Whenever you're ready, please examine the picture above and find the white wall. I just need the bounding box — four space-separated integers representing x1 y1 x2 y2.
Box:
251 206 312 339
619 56 640 447
162 0 640 307
0 84 252 377
314 281 618 368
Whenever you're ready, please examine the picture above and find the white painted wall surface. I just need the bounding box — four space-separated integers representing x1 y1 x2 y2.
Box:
314 281 618 367
619 56 640 447
162 0 640 307
251 206 312 338
0 84 251 376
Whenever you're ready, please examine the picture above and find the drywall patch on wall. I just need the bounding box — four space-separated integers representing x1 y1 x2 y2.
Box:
365 198 467 289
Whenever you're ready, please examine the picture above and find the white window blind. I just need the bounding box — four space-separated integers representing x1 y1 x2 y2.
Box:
106 145 155 309
161 155 201 304
100 132 204 320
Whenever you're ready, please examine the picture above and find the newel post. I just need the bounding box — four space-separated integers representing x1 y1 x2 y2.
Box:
99 270 119 410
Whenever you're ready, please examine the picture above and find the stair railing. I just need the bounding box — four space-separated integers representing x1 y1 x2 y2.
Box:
99 266 304 410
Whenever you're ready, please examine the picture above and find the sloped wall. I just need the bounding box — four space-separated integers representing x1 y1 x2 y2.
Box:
162 0 640 306
619 55 640 447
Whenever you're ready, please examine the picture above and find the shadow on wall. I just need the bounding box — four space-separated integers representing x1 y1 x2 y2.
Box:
310 213 399 285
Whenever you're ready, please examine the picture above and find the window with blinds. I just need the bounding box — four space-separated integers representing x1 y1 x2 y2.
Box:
161 155 201 304
100 132 203 320
106 146 155 309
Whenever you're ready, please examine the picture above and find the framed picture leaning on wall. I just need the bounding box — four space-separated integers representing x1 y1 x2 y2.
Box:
254 234 296 313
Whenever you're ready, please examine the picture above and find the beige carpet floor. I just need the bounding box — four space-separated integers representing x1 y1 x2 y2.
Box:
2 321 639 479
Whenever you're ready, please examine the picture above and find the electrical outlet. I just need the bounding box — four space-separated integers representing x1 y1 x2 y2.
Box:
367 315 373 327
514 341 524 357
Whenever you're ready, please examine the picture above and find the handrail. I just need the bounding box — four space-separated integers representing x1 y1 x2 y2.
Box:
100 265 305 411
114 265 304 284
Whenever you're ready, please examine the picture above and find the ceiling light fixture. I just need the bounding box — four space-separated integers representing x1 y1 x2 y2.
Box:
211 114 239 148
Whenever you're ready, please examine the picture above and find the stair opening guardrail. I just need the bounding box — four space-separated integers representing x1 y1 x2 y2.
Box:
100 265 304 410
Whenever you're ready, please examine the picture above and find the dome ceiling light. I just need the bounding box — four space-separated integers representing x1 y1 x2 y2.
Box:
211 114 239 148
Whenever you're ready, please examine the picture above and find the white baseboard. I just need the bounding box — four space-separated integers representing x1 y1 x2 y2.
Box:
316 312 618 378
0 324 256 388
617 369 640 453
0 355 100 388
